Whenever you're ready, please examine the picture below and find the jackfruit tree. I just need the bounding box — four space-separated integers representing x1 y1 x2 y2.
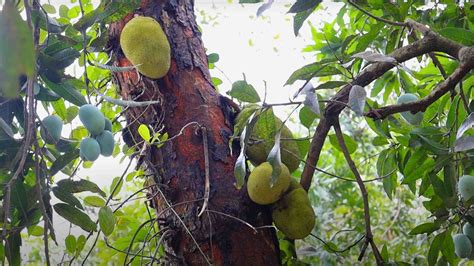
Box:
1 0 474 265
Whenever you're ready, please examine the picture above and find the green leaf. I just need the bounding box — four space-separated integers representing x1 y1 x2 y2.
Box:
328 134 357 154
50 149 80 176
0 1 35 99
207 53 220 64
138 124 151 143
54 203 97 232
99 206 115 236
76 235 86 256
315 81 347 90
83 195 106 208
285 59 340 85
56 179 106 197
438 27 474 46
65 235 76 254
43 78 87 107
110 176 123 198
293 7 314 36
228 80 261 103
27 225 44 236
409 222 441 235
288 0 322 13
299 106 318 128
428 231 446 266
52 186 83 210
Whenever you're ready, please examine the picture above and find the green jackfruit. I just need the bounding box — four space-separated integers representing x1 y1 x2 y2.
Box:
459 175 474 201
397 93 423 125
96 130 114 157
247 162 291 205
104 118 112 132
464 222 474 241
246 109 301 173
272 185 315 239
40 115 63 144
80 137 100 162
79 104 105 136
120 16 171 79
454 233 472 258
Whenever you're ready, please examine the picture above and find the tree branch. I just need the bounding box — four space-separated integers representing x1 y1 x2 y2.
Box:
366 62 473 120
333 120 383 265
299 19 468 191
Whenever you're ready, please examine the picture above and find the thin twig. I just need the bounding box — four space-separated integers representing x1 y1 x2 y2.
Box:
198 127 210 217
333 120 383 265
347 0 406 27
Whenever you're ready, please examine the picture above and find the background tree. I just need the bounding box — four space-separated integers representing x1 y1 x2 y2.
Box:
0 0 473 265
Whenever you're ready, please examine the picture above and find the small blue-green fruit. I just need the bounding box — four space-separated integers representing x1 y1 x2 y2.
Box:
459 175 474 201
40 115 63 144
80 137 100 161
463 222 474 241
397 93 423 125
104 118 112 132
454 233 472 258
79 104 105 136
96 130 114 157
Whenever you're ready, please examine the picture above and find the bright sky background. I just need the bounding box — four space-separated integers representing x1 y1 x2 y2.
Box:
22 1 341 262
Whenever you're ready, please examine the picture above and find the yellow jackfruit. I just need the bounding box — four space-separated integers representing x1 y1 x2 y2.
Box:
247 162 291 205
272 180 315 239
120 16 171 79
246 109 301 173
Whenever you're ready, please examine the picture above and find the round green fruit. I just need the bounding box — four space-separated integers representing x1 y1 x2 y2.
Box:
454 233 472 258
80 138 101 162
40 115 63 144
79 104 105 136
459 175 474 201
247 162 291 205
397 93 423 125
464 222 474 241
104 118 112 132
272 186 315 239
120 16 171 79
246 109 301 173
96 130 114 157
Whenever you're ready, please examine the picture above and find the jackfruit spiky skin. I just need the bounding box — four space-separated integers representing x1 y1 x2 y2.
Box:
397 93 423 125
454 233 472 258
272 185 315 239
80 137 100 162
459 175 474 201
40 115 63 144
79 104 105 136
247 162 291 205
120 16 171 79
96 130 114 157
246 109 301 173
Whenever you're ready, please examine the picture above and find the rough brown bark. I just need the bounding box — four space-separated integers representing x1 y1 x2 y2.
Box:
109 1 280 265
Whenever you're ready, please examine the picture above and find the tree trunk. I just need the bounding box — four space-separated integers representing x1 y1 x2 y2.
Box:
109 1 280 264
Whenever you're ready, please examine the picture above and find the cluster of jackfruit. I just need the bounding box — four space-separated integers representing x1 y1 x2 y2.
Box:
247 162 315 239
78 104 114 162
243 108 301 173
120 16 171 79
